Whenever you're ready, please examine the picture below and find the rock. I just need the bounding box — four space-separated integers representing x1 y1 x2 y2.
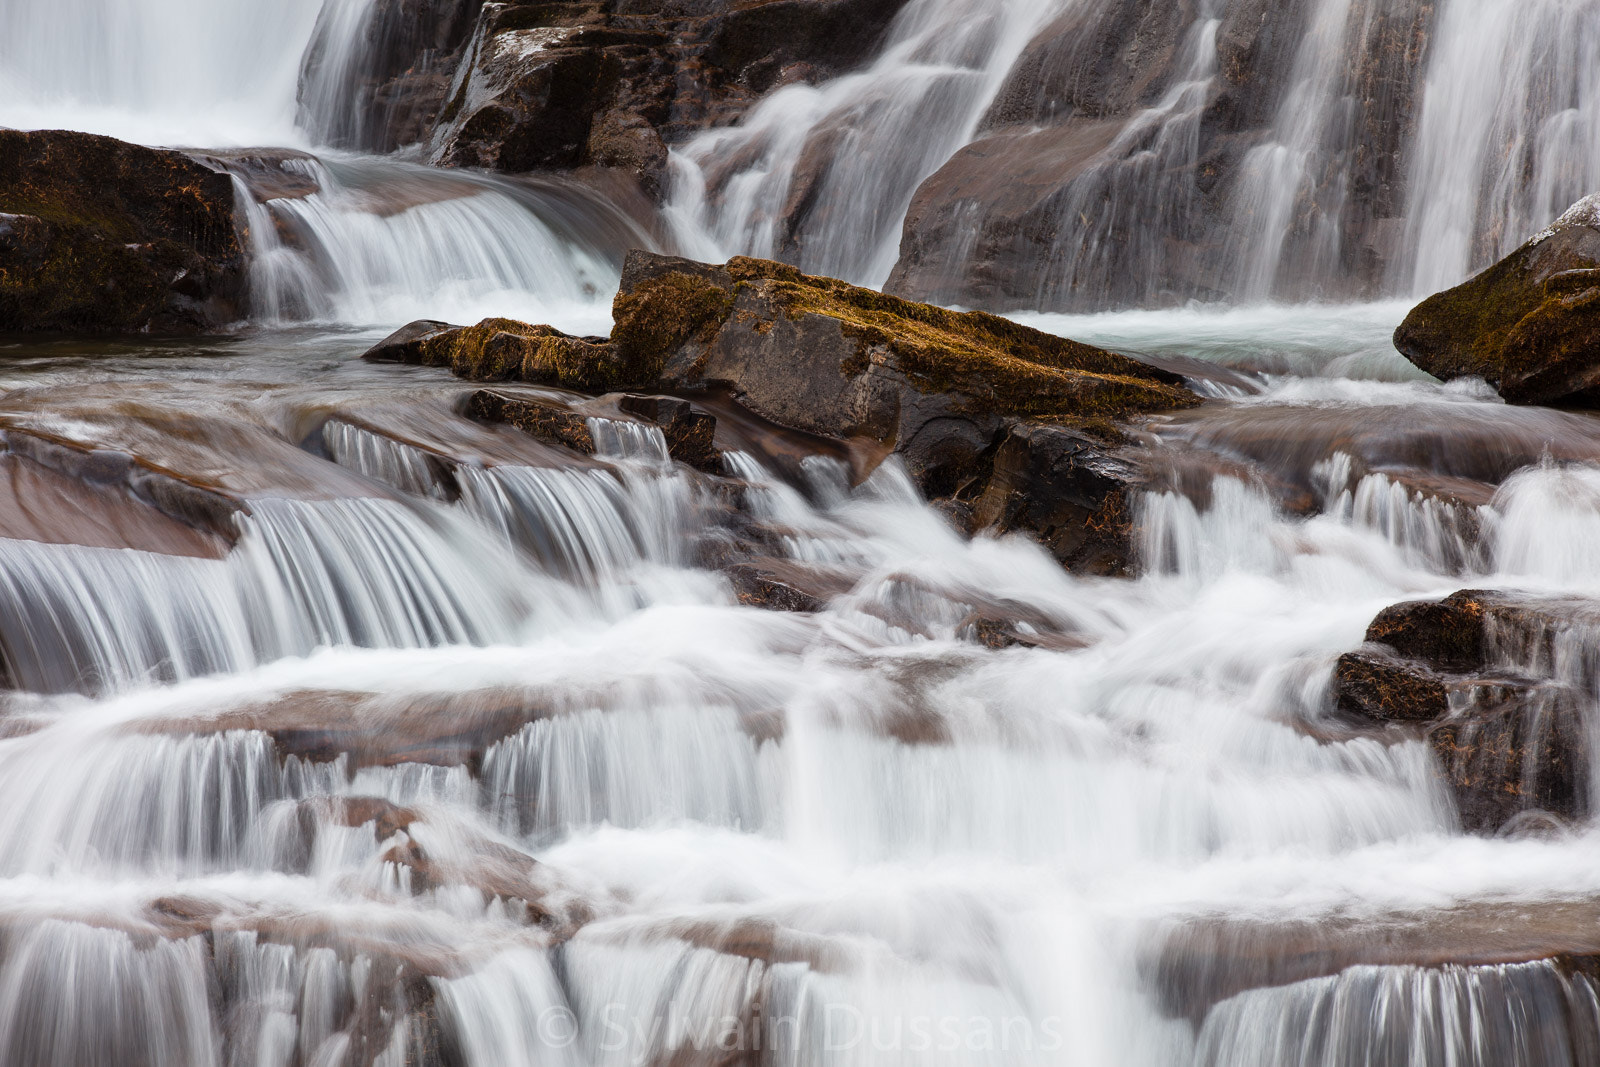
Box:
427 0 910 193
467 387 722 470
886 0 1435 310
1333 649 1450 723
725 562 827 612
466 389 596 453
361 318 459 362
299 0 486 152
617 393 720 471
1335 589 1598 833
0 130 245 334
1364 589 1496 672
371 251 1199 570
970 422 1149 575
1430 686 1588 834
1394 194 1600 405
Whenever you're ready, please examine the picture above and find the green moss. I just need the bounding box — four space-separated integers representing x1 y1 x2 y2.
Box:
723 256 1197 420
610 270 735 380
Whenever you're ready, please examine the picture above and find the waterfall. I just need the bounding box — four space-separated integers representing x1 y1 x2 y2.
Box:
1398 0 1600 294
0 0 327 146
663 0 1067 287
13 1 1600 1064
235 154 646 332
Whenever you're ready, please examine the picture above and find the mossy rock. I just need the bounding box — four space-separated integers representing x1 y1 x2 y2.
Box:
0 129 245 334
375 316 634 392
1394 195 1600 406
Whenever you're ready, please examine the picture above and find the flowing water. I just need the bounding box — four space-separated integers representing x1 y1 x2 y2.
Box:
6 0 1600 1064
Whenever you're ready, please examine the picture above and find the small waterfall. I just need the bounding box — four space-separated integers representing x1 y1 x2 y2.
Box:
322 421 452 501
482 707 774 838
0 922 220 1067
237 155 641 332
1033 5 1223 307
1195 961 1600 1065
0 496 530 694
1491 463 1600 586
0 730 346 877
664 0 1066 287
1223 0 1360 301
296 0 382 148
456 459 693 585
1398 0 1600 294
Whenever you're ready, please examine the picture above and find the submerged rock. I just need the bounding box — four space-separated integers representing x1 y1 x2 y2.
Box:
1394 195 1600 406
0 129 245 334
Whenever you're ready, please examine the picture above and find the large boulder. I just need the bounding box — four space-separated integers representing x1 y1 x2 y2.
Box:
1393 195 1600 406
366 250 1201 570
0 130 245 334
1334 589 1596 833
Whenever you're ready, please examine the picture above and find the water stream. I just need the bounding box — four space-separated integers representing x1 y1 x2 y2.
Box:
4 0 1600 1063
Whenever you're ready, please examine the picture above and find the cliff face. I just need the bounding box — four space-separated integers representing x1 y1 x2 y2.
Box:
309 0 909 195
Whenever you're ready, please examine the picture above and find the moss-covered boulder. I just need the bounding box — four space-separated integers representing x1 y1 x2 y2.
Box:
367 250 1201 571
0 130 246 334
1394 195 1600 405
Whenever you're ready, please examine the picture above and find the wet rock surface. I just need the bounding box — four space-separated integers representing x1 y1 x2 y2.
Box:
0 130 246 334
887 0 1435 310
1336 589 1596 833
412 0 908 192
366 250 1200 569
1395 195 1600 406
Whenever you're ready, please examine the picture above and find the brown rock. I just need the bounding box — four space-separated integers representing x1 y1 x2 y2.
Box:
1333 649 1450 723
617 393 720 471
1394 195 1600 405
0 129 245 334
467 389 596 454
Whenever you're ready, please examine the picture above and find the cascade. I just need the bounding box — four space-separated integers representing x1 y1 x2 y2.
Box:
8 0 1600 1063
1398 0 1600 295
663 0 1068 287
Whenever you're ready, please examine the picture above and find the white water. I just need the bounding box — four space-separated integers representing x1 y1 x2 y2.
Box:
0 310 1593 1062
8 0 1600 1063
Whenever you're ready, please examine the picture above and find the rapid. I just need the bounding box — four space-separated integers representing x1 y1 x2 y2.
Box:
4 0 1600 1064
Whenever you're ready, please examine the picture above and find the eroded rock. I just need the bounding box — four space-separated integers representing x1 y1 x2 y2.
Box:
427 0 910 193
367 251 1200 571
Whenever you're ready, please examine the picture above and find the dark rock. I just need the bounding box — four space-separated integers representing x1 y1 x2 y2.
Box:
1394 195 1600 406
427 0 910 193
1333 649 1450 723
617 393 720 471
466 389 596 453
725 562 826 612
300 0 486 152
1335 589 1599 833
361 318 459 362
371 251 1200 572
1365 589 1493 672
970 422 1148 575
1431 686 1589 834
887 0 1436 311
0 130 245 334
